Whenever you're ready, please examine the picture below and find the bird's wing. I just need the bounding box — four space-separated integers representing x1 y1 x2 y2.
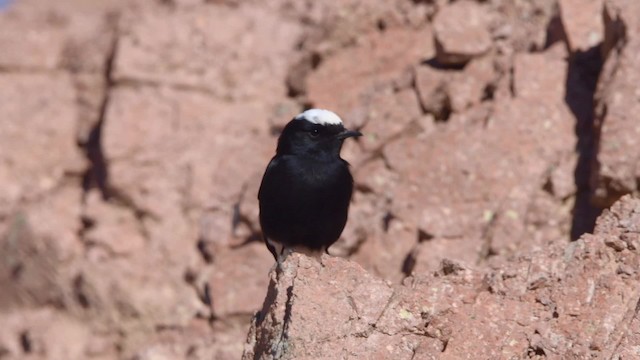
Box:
258 156 280 201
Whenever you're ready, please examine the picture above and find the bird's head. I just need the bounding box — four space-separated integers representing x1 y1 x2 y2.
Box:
276 109 362 158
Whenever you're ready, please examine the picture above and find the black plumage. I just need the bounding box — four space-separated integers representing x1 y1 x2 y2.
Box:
258 109 362 261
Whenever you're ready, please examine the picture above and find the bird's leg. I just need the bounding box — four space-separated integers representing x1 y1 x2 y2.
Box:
281 247 293 262
266 237 285 264
276 246 293 269
275 249 283 270
266 243 277 261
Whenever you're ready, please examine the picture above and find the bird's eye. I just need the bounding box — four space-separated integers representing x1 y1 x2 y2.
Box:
309 128 320 138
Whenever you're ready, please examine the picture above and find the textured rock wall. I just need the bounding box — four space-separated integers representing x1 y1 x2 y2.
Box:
0 0 638 359
244 196 640 359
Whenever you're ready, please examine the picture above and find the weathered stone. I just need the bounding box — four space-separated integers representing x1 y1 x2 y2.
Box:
73 73 107 144
0 309 91 360
307 26 434 116
0 11 66 70
244 196 640 359
414 64 450 118
128 319 244 360
448 55 496 112
351 218 417 282
592 0 640 206
83 190 146 256
79 256 205 330
206 243 273 318
102 86 273 254
243 254 395 359
23 185 84 262
113 5 301 101
513 43 568 103
559 0 604 53
0 73 84 214
385 83 576 258
358 87 422 151
433 1 492 65
487 0 558 52
3 1 640 358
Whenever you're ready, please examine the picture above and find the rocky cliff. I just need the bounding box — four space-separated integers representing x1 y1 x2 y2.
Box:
0 0 639 359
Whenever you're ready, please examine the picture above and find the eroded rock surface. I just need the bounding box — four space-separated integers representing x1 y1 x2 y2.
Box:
592 0 640 206
245 195 640 359
1 0 638 358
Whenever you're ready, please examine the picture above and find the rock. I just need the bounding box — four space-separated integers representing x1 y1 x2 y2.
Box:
206 243 273 318
79 256 205 330
243 254 396 359
600 0 626 57
414 64 450 119
548 154 579 200
433 1 492 65
384 78 576 258
329 192 379 258
0 0 117 144
94 80 282 355
513 43 568 103
101 86 273 255
3 0 640 358
0 9 66 70
353 158 400 197
127 319 243 360
273 0 411 53
63 13 114 142
384 91 574 243
543 196 640 356
357 87 423 151
244 195 640 358
487 0 558 52
448 55 496 112
113 5 301 101
559 0 604 53
415 55 495 119
0 211 66 309
0 309 91 360
521 189 573 245
409 236 482 275
82 190 146 256
73 73 107 145
592 0 640 207
0 73 85 215
22 185 84 262
231 173 263 245
165 0 205 6
306 26 433 116
613 314 640 359
350 218 417 282
59 9 116 74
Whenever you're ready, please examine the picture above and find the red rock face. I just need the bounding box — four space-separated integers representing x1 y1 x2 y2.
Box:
0 0 638 359
592 0 640 207
245 196 640 359
433 0 492 65
559 0 604 53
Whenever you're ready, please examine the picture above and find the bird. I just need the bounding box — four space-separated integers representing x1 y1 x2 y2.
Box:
258 109 362 263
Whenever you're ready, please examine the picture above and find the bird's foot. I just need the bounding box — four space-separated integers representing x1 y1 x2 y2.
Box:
275 247 293 270
276 248 288 264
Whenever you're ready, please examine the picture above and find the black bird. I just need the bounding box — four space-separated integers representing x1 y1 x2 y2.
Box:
258 109 362 262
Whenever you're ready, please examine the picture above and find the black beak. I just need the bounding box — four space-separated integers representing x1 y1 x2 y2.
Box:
336 129 363 140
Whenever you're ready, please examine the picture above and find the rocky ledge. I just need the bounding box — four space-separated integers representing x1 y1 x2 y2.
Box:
244 195 640 359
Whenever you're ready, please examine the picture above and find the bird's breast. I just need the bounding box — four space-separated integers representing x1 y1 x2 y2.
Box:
295 159 350 189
